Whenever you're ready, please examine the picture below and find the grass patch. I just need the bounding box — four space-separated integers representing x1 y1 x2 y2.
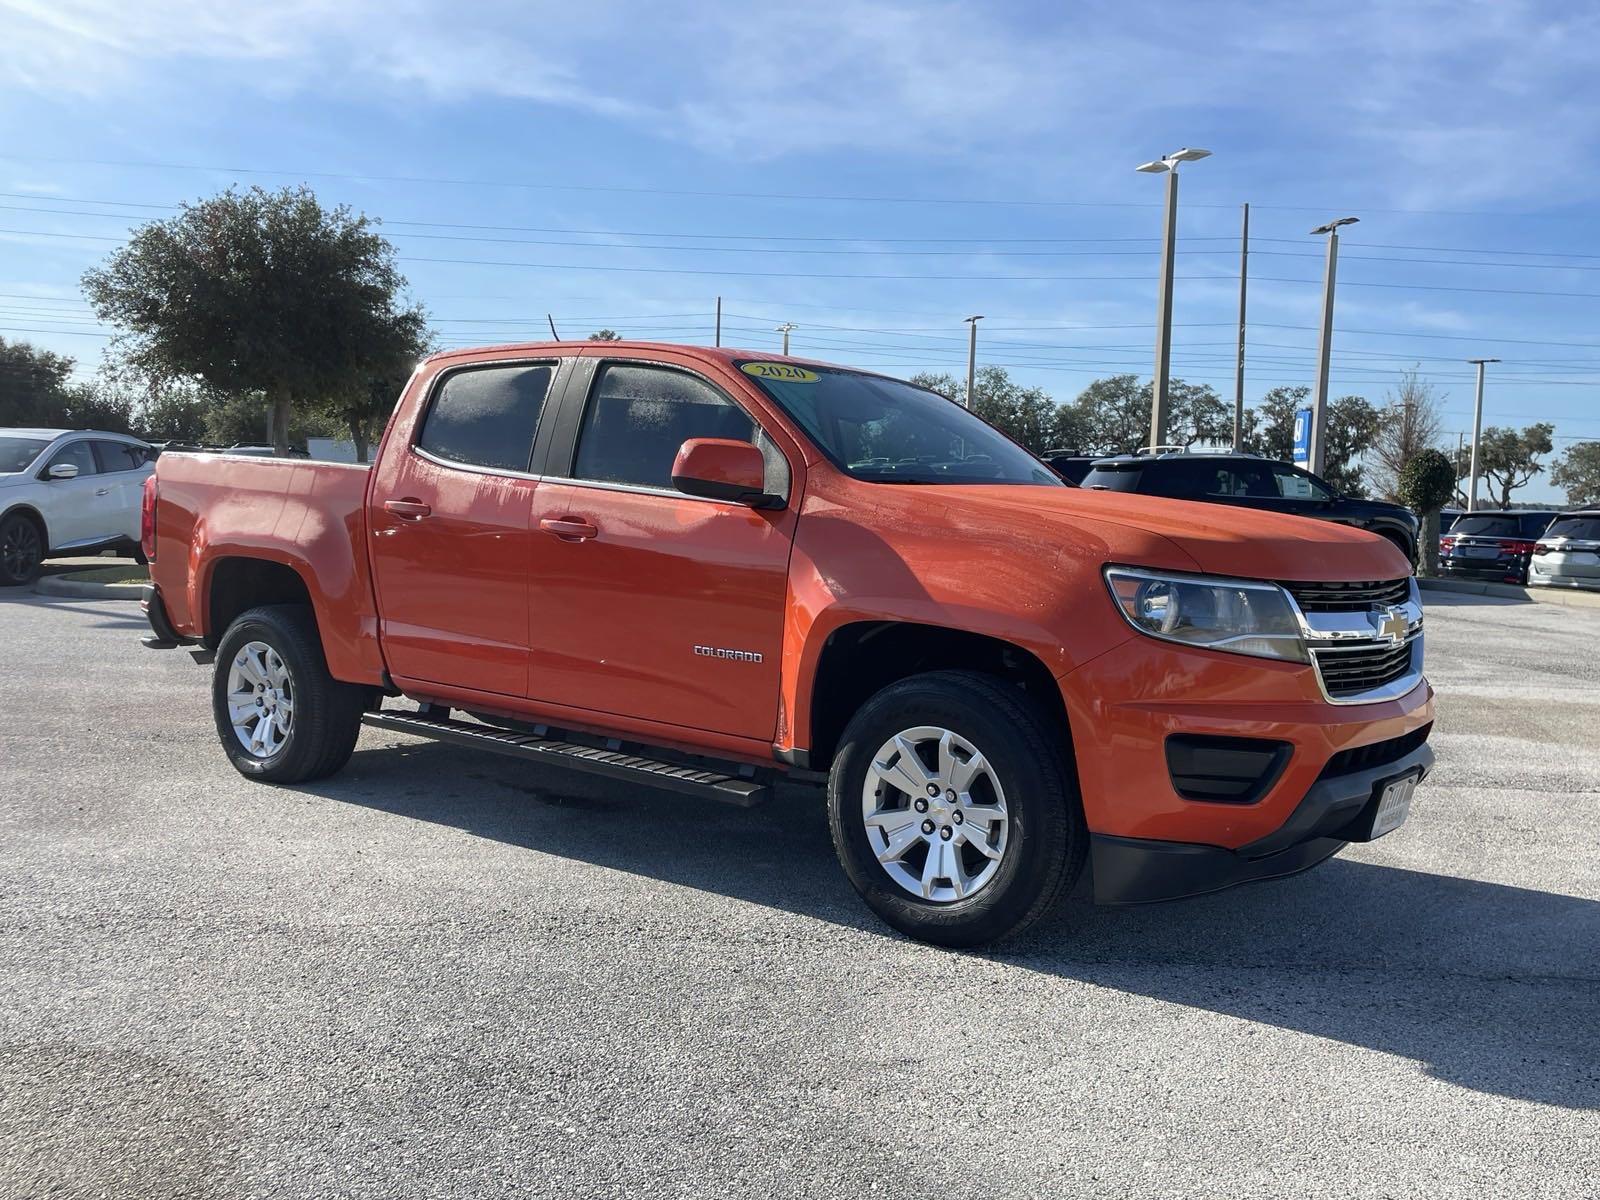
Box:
62 566 149 586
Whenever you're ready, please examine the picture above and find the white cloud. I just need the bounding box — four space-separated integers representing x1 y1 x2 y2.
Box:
0 0 1593 207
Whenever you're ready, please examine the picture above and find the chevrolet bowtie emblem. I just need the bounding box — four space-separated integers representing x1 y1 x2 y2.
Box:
1372 606 1410 643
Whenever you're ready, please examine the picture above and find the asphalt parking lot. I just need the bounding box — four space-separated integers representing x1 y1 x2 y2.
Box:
1 590 1596 1199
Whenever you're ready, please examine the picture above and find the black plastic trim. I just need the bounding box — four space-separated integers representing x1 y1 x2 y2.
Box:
1164 734 1292 805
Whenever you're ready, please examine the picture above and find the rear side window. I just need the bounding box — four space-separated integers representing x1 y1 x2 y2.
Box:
45 440 98 477
573 363 755 490
417 363 554 472
92 440 150 473
1080 463 1145 492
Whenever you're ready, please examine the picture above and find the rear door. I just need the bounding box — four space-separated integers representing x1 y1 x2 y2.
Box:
90 439 155 541
368 358 565 697
525 353 799 742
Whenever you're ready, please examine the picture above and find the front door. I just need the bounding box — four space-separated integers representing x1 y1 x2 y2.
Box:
38 439 109 547
367 359 560 697
526 358 797 742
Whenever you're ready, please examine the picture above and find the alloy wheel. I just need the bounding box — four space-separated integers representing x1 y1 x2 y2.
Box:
2 519 41 581
861 725 1010 903
225 640 295 758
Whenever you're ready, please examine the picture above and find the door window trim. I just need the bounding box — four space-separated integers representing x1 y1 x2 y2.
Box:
408 356 567 479
549 357 794 508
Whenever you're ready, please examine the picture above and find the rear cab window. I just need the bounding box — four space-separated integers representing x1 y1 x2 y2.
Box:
416 363 554 472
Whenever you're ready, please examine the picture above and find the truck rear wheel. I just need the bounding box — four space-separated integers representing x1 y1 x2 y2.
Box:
827 670 1085 948
212 605 365 784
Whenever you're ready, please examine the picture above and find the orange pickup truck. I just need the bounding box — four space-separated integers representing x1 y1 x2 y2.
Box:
141 342 1433 945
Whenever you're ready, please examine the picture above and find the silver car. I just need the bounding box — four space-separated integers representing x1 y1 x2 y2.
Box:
1528 511 1600 591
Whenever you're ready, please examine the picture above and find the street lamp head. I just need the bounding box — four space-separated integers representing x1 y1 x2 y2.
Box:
1466 357 1501 365
1169 147 1212 163
1136 160 1170 174
965 314 985 323
1310 216 1360 235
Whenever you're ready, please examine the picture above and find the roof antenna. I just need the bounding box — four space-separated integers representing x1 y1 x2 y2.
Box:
547 313 560 340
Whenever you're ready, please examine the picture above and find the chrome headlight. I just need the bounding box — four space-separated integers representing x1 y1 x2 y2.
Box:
1104 567 1308 663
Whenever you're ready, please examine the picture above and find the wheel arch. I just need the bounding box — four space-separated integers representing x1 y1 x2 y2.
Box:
200 554 316 648
1 503 50 551
805 620 1072 770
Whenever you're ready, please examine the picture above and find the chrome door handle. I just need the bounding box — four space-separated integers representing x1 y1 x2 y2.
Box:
95 488 111 496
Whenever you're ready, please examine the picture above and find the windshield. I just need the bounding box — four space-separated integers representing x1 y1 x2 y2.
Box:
738 363 1061 486
1546 516 1600 540
0 436 49 474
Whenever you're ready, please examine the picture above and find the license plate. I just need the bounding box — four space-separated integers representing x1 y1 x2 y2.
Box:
1464 545 1500 559
1370 775 1417 839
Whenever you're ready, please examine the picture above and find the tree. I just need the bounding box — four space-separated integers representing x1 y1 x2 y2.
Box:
1369 368 1444 500
588 329 622 341
1069 375 1226 454
321 321 432 461
908 367 1061 454
1471 423 1555 509
1550 441 1600 506
0 337 77 426
82 185 429 455
1398 449 1456 575
1240 386 1375 495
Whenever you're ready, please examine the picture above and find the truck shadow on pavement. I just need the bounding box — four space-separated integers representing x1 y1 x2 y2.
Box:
309 740 1600 1113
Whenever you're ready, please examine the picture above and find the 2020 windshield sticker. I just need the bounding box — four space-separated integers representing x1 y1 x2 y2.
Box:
741 362 818 383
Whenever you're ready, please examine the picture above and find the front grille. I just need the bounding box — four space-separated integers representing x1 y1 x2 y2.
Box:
1322 722 1433 779
1311 637 1418 698
1282 577 1412 612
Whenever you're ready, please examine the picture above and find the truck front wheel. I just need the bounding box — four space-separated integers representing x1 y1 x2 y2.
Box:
212 605 365 784
827 670 1086 948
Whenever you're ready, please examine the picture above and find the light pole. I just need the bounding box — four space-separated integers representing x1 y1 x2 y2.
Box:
776 322 795 355
1466 358 1499 511
1308 216 1359 476
1233 202 1249 451
1136 147 1211 450
963 315 984 408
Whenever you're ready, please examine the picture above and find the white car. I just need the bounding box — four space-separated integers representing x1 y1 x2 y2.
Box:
0 428 156 586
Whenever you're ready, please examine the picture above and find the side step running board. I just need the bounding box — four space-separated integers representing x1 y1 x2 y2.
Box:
360 709 771 806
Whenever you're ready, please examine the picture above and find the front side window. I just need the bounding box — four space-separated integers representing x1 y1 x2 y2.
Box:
740 364 1060 486
45 440 98 477
93 440 150 473
0 437 48 474
417 363 554 472
573 364 756 490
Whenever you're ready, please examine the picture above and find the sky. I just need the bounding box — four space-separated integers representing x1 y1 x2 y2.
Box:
1 0 1598 500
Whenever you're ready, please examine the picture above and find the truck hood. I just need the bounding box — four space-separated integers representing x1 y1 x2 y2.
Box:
944 484 1412 582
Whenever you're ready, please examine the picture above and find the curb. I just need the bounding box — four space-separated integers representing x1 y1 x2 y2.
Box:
32 573 147 601
1418 576 1600 611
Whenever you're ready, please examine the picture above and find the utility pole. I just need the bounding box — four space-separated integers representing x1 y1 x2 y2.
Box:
776 322 795 355
1466 358 1499 511
715 297 722 348
963 315 984 409
1233 202 1249 451
1135 148 1210 450
1309 216 1359 475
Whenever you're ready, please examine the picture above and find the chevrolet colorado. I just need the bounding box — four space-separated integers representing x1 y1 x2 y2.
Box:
141 343 1434 946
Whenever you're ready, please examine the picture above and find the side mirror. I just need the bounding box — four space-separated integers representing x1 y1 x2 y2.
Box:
671 438 782 508
47 463 79 481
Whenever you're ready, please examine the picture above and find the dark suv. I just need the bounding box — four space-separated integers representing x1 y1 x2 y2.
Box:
1440 510 1559 584
1080 452 1420 562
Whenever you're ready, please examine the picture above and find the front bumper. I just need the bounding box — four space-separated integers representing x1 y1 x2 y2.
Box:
1091 740 1434 903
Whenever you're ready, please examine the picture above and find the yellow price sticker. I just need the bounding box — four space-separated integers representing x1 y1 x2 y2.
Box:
741 362 818 383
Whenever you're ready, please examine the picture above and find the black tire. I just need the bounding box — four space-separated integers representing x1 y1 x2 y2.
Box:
827 670 1086 948
1 511 45 587
212 605 365 784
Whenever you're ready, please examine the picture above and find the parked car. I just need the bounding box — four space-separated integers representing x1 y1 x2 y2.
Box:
1040 450 1101 485
1080 450 1420 563
0 428 156 586
140 343 1432 947
1527 510 1600 591
1439 510 1560 584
